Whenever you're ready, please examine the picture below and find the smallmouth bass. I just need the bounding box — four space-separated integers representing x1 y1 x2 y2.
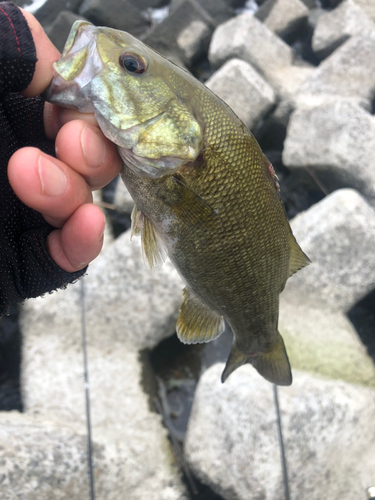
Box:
46 21 310 385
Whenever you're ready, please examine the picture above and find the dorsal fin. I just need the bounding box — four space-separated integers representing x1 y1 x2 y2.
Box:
263 155 280 192
288 232 311 277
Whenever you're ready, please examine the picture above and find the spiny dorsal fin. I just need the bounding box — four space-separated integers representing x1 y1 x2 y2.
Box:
131 205 166 270
176 288 225 344
251 332 292 386
288 233 311 278
263 155 280 192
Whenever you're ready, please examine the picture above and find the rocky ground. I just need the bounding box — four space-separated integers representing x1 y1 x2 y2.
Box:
1 0 375 498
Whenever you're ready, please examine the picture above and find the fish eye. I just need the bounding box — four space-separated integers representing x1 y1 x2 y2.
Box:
119 52 147 74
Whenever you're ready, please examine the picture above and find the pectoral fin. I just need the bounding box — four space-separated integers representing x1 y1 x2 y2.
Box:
130 204 142 238
177 288 225 344
131 205 166 270
171 175 222 231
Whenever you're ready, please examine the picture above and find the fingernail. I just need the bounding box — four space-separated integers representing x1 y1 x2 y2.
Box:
76 262 89 270
38 156 67 197
81 125 107 168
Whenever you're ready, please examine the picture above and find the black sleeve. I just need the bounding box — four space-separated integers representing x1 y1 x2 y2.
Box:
0 2 86 316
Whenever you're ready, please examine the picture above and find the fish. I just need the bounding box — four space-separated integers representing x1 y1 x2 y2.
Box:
45 21 310 386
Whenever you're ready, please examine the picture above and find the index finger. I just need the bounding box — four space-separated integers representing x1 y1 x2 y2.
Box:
43 103 98 140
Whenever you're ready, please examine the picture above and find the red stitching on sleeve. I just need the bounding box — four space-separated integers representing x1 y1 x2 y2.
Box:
0 6 22 56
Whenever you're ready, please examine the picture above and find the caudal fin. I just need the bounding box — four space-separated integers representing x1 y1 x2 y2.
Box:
251 333 292 386
221 333 292 386
221 343 248 383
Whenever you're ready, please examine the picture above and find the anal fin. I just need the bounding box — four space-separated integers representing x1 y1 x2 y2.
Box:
131 205 166 270
176 288 225 344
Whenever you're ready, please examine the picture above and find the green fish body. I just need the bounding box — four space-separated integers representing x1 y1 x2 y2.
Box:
46 22 310 385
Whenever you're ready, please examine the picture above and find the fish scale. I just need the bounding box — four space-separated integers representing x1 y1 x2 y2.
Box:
45 21 310 385
125 102 287 344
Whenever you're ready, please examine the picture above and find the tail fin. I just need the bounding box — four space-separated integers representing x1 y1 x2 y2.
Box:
251 333 292 386
221 333 292 386
221 343 248 383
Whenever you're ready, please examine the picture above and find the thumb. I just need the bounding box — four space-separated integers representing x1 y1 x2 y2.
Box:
20 9 60 97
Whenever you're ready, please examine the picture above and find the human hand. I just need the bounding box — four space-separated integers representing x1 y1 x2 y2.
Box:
8 10 122 273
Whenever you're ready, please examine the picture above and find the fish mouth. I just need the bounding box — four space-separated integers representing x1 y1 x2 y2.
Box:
42 76 96 113
44 20 200 179
43 21 104 113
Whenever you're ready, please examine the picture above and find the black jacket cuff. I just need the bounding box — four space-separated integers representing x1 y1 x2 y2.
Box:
0 2 37 95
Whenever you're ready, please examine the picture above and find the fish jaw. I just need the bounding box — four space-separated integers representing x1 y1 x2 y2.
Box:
119 146 194 179
44 21 103 113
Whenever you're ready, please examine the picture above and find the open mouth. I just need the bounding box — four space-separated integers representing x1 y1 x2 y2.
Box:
43 22 103 113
